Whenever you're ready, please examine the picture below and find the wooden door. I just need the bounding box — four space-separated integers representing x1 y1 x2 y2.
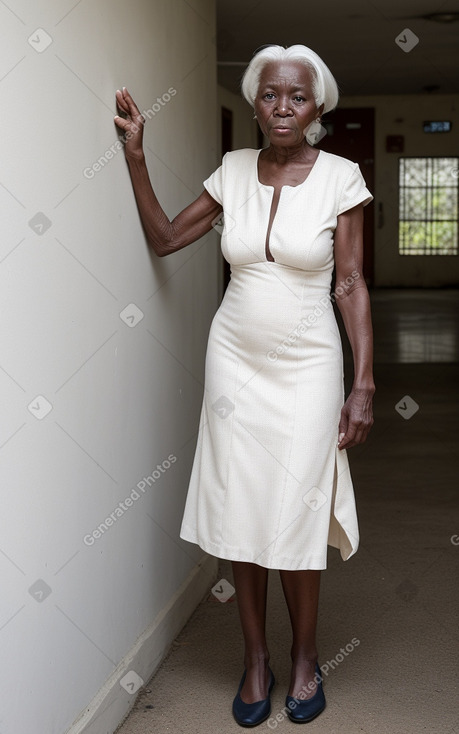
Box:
319 108 375 285
221 107 232 292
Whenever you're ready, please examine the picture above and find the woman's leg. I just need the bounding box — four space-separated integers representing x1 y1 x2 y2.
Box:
231 561 271 703
279 569 321 698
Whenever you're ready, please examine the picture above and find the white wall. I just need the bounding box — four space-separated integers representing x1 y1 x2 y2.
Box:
0 1 219 733
339 94 459 287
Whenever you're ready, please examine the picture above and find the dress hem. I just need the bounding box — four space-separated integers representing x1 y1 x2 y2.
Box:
179 526 357 571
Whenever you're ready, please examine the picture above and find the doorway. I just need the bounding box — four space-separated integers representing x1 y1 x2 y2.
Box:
221 106 233 293
319 107 375 285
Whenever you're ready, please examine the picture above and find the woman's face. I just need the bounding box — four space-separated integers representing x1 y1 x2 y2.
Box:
254 60 324 147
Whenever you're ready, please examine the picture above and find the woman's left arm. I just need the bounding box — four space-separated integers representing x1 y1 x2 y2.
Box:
334 202 375 450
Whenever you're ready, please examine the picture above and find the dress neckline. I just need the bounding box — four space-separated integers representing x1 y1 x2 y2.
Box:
255 148 323 190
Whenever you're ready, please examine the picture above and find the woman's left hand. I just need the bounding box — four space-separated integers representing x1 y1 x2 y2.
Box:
338 387 375 450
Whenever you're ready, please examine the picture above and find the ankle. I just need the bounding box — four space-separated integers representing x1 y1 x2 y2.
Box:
244 651 270 669
290 647 318 665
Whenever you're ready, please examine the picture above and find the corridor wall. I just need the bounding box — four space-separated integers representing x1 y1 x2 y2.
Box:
0 1 219 732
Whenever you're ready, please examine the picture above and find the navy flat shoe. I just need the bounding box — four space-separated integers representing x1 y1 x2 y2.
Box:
232 667 275 727
285 663 326 723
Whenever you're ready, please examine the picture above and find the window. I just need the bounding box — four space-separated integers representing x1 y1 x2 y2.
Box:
399 157 458 255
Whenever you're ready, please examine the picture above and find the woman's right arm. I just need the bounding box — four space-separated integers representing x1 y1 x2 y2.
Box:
114 87 222 257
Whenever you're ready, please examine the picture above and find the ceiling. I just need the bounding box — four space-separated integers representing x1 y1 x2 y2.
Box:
216 0 459 97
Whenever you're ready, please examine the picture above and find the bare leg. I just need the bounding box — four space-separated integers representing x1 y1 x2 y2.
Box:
279 569 321 698
231 561 270 703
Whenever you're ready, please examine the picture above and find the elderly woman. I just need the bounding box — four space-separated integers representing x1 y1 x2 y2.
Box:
114 43 374 727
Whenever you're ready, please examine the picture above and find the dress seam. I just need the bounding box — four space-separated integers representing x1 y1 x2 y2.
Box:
268 289 302 565
218 357 240 546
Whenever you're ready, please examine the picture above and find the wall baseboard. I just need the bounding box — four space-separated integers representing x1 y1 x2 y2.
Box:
66 554 218 734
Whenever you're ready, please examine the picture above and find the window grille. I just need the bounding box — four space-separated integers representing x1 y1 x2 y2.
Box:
399 157 458 255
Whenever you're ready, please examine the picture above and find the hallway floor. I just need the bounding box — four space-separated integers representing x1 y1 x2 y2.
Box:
115 288 459 734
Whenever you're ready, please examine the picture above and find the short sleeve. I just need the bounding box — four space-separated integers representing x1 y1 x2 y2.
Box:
337 164 373 215
203 156 225 205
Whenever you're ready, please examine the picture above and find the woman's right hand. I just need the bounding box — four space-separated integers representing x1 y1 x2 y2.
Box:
114 87 145 160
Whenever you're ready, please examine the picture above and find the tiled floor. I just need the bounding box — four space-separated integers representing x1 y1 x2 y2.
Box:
116 288 459 734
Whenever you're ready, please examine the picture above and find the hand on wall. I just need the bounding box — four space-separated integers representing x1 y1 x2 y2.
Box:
114 87 145 160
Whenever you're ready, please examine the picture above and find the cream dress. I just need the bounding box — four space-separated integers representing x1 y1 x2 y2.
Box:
179 148 373 570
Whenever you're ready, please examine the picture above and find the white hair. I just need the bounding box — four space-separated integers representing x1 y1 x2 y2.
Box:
241 44 339 114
